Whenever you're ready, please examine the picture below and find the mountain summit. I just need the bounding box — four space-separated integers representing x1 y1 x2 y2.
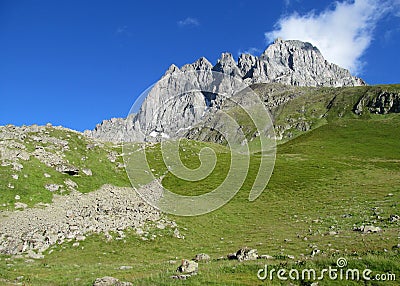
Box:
239 38 365 86
86 39 365 142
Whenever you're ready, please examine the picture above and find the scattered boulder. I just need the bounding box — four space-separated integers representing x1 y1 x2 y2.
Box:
107 151 117 163
64 179 78 189
310 249 321 257
389 214 399 223
354 225 382 233
93 276 132 286
173 228 184 239
82 168 93 176
56 164 79 176
45 184 61 192
193 253 210 262
235 247 258 261
177 259 198 274
170 274 193 280
119 266 132 270
12 162 23 171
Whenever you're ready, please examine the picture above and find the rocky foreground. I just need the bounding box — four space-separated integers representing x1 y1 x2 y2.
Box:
0 183 181 259
0 124 182 259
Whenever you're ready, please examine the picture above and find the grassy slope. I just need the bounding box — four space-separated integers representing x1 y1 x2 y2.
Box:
0 85 399 285
1 114 399 285
252 84 400 141
0 128 130 209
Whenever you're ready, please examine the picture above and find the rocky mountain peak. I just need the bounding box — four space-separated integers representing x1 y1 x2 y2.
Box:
213 52 242 78
181 57 213 72
164 64 180 76
87 38 366 142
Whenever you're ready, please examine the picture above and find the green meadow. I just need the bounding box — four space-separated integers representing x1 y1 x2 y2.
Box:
0 85 399 285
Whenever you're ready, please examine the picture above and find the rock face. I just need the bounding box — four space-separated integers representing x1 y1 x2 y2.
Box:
240 38 364 87
86 39 365 142
354 91 400 115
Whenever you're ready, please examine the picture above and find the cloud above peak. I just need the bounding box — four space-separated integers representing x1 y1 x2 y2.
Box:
177 17 200 27
265 0 391 74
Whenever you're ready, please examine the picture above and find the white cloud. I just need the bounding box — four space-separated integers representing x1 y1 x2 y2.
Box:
265 0 391 74
238 47 262 57
177 17 200 27
115 25 131 37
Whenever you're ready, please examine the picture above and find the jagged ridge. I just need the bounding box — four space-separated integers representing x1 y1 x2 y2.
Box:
86 39 365 142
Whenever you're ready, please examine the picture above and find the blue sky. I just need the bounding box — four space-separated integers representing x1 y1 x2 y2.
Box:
1 0 399 131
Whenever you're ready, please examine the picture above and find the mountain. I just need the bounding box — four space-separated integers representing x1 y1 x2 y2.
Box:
85 39 365 142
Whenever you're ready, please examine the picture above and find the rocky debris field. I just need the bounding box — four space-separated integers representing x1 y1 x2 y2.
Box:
0 123 132 209
0 124 96 183
0 124 182 259
0 184 180 258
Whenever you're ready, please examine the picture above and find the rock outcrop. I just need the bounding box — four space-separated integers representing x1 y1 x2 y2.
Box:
86 39 365 142
354 90 400 115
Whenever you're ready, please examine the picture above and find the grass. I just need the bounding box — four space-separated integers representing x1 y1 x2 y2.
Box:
1 114 399 285
0 85 399 285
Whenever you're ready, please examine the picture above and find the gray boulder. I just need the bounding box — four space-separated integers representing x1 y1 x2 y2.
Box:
177 259 198 274
93 276 132 286
193 253 210 262
235 247 258 261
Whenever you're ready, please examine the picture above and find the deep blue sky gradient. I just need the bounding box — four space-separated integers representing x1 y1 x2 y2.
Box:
1 0 399 131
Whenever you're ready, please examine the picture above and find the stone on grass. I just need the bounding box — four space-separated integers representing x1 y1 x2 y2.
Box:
177 259 198 274
93 276 132 286
82 168 93 176
45 184 61 192
389 214 399 223
311 249 321 257
354 225 382 233
259 254 274 260
193 253 210 262
56 164 79 176
64 179 78 189
235 247 258 261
